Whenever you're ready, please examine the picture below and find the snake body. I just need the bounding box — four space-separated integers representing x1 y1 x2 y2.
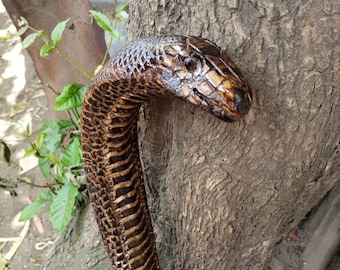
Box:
81 35 252 269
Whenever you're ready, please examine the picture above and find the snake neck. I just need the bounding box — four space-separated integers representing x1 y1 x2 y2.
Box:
81 82 160 269
81 37 171 269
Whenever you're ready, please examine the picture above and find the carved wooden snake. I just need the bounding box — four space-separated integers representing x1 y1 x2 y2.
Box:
81 35 252 269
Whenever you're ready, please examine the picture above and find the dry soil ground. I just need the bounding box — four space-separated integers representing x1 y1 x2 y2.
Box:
0 2 56 269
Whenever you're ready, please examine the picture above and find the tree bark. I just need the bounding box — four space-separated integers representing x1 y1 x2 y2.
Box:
127 0 340 269
45 0 339 269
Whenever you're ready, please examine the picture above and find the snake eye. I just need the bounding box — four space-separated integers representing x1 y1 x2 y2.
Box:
184 58 197 72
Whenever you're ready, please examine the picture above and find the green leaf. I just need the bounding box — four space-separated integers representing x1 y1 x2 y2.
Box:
35 132 44 149
19 200 45 221
17 26 28 36
116 2 130 13
75 105 82 117
41 120 59 134
53 163 63 178
116 2 129 23
56 120 74 133
90 10 114 33
39 30 49 44
0 140 12 164
40 120 63 155
54 83 87 111
38 157 51 180
61 137 82 167
22 31 42 49
40 132 61 156
19 177 33 184
0 140 20 168
48 182 78 233
22 147 37 158
18 17 28 27
38 119 75 157
25 121 32 137
48 152 59 165
116 10 129 22
40 44 55 57
51 18 70 46
108 28 120 40
19 191 48 221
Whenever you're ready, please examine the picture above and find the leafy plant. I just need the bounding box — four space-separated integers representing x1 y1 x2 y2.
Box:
0 140 21 169
13 4 129 234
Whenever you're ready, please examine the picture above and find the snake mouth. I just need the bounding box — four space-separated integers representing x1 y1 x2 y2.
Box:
213 110 237 122
192 85 252 122
192 88 237 122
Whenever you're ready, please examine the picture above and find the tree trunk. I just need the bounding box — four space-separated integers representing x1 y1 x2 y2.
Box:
2 0 106 118
45 0 339 269
129 0 339 269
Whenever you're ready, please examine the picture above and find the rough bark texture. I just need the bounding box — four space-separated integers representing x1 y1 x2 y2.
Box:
2 0 106 117
45 0 339 269
128 0 339 269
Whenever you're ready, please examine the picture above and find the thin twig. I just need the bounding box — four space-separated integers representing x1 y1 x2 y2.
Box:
17 178 56 189
101 36 113 66
57 47 92 79
45 83 60 95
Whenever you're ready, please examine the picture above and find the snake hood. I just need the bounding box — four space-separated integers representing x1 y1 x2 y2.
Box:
94 35 252 122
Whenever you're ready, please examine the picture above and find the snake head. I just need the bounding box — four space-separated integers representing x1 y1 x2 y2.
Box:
159 36 252 122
